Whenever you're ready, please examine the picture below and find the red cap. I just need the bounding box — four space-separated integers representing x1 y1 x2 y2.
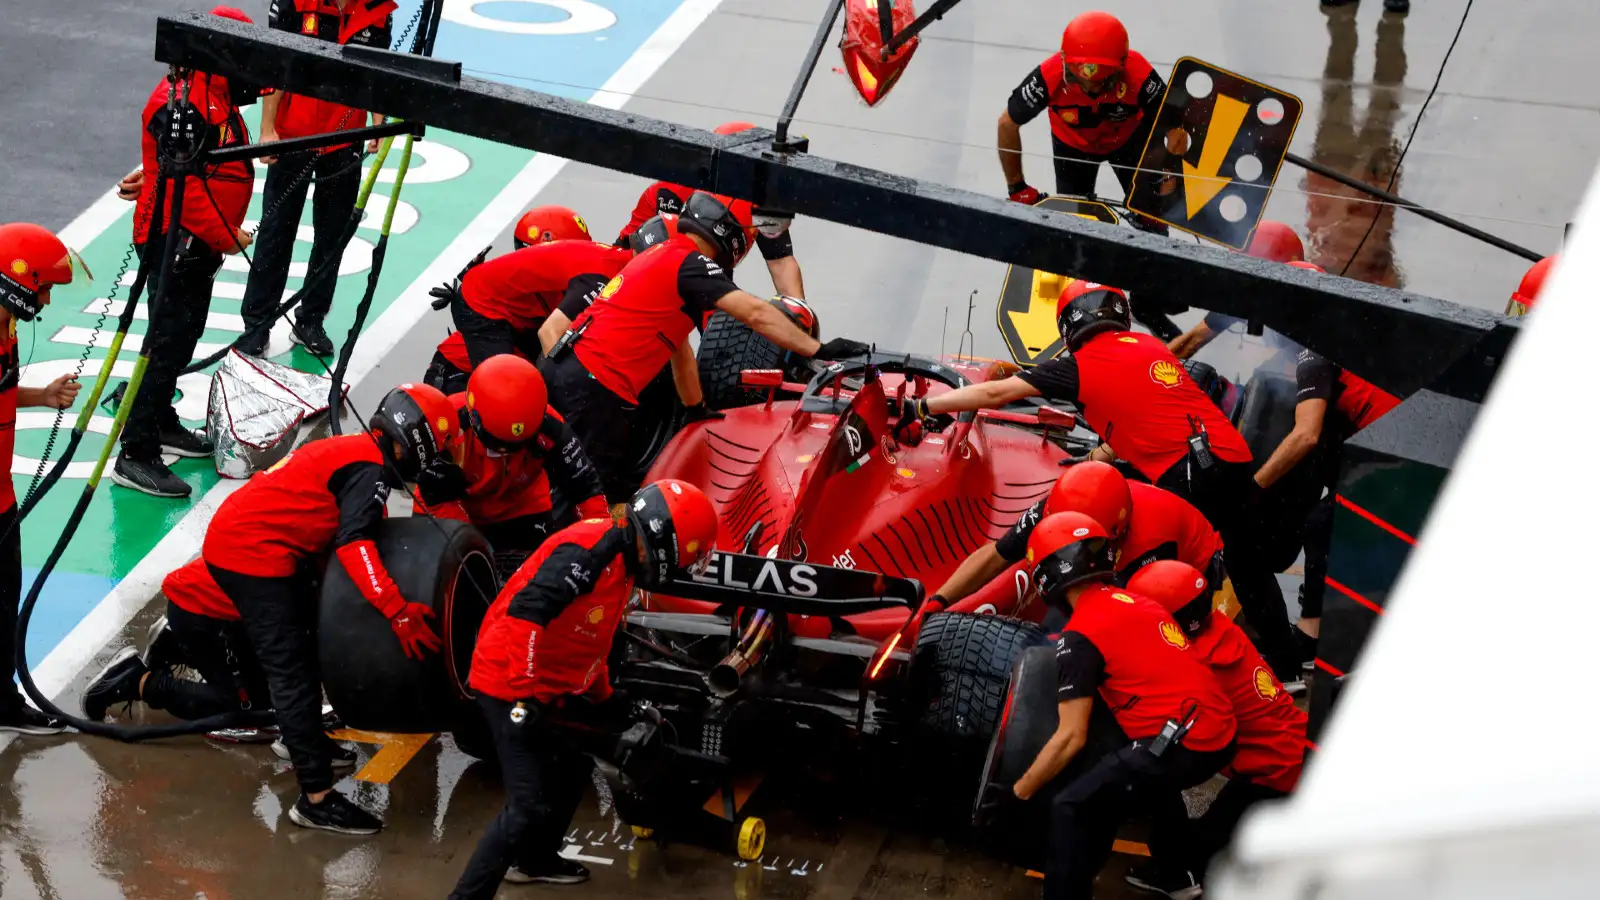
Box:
1044 461 1133 540
1125 560 1209 618
1246 221 1304 264
513 205 590 249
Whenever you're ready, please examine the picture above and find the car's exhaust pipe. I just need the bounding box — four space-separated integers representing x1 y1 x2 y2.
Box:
707 611 775 699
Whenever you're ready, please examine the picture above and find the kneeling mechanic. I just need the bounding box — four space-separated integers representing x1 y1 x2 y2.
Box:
450 479 718 896
196 382 465 834
1013 512 1236 900
416 354 609 554
1124 561 1309 897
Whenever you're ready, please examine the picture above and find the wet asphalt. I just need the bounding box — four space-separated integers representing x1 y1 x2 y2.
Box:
5 0 1598 897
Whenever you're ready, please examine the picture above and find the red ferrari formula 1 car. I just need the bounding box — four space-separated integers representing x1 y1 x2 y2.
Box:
594 351 1092 850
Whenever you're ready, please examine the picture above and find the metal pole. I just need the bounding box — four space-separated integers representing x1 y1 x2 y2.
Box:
775 0 845 149
1284 151 1544 263
883 0 966 55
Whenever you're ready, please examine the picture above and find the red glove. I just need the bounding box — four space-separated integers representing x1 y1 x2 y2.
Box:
389 602 443 660
1008 183 1044 205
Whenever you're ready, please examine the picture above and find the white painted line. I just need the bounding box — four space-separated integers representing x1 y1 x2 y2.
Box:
560 844 615 867
81 297 245 332
14 0 729 719
49 326 229 359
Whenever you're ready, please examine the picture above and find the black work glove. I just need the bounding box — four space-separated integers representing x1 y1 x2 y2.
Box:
973 780 1016 828
893 397 930 446
814 337 872 360
428 281 462 311
683 403 725 424
416 460 469 506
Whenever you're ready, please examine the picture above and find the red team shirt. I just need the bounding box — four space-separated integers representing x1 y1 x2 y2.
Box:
1007 50 1163 154
1020 331 1252 481
1055 585 1236 752
998 481 1223 584
470 518 633 703
0 328 18 513
1191 611 1308 792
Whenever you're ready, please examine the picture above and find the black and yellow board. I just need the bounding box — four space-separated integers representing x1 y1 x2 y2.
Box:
995 196 1119 367
1127 58 1302 250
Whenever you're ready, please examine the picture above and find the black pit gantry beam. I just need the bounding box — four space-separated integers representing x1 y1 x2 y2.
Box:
153 13 1517 402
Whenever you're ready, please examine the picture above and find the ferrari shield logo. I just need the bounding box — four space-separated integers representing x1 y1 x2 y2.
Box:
302 12 319 34
1127 58 1302 250
995 196 1119 367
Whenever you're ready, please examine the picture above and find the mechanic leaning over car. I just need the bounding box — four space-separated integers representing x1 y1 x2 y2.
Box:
450 479 719 896
196 382 466 835
415 354 609 553
931 460 1226 626
82 559 274 732
1124 561 1308 896
1252 264 1400 668
615 121 806 299
1012 513 1236 900
906 280 1306 681
999 11 1171 235
0 224 84 736
1167 220 1307 361
425 206 626 395
540 192 870 503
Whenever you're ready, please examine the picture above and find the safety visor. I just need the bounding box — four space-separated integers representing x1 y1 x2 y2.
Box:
467 408 528 455
1064 59 1119 86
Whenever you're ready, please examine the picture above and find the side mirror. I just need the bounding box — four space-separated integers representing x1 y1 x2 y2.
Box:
1036 406 1075 429
740 369 784 388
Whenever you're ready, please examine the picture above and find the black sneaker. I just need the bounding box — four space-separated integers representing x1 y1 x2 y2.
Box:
111 456 192 498
141 615 181 671
289 318 335 356
82 647 149 720
159 422 214 458
234 328 269 357
505 857 590 885
287 791 382 835
1126 861 1203 899
0 703 67 735
272 738 358 770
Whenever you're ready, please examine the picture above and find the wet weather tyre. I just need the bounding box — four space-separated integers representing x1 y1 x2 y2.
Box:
319 518 497 734
913 613 1046 746
697 311 786 410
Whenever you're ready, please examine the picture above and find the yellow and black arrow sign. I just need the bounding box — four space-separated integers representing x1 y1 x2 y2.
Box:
1127 58 1302 250
995 196 1119 367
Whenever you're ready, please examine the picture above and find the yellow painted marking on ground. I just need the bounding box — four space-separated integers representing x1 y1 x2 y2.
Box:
329 728 436 784
1025 840 1150 878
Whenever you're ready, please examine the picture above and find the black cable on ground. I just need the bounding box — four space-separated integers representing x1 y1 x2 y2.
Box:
1339 0 1476 277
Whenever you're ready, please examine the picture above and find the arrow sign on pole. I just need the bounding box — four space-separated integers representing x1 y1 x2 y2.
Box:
995 197 1120 366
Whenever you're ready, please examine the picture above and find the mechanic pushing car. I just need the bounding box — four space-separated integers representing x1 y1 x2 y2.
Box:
196 382 466 835
931 461 1227 628
1010 513 1236 900
1167 220 1307 361
1252 263 1400 667
424 206 623 394
1124 561 1309 897
450 479 718 895
415 354 609 553
541 192 870 502
998 11 1174 232
615 121 806 299
0 223 85 736
905 280 1305 681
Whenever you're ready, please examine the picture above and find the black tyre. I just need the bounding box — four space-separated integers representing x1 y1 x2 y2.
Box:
913 613 1046 746
450 706 496 762
624 368 686 486
319 518 497 734
697 311 787 410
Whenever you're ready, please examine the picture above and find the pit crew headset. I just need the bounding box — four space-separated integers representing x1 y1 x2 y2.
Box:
1056 280 1131 351
0 223 85 322
464 354 547 453
628 213 681 255
676 192 750 270
1026 511 1119 610
369 382 467 499
1126 560 1213 638
624 479 719 588
513 204 590 251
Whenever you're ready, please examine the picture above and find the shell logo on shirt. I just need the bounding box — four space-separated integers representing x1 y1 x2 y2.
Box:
302 13 318 33
1149 359 1184 388
599 276 623 300
1159 620 1188 649
1253 666 1279 700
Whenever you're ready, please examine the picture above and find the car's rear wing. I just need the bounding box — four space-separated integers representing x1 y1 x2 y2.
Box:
652 551 920 616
